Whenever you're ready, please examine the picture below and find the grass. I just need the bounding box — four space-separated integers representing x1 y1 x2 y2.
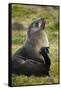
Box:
11 4 59 86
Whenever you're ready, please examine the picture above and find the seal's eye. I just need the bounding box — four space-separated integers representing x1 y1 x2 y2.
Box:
35 22 38 27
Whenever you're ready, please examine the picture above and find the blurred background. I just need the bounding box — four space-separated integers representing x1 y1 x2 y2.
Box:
11 4 59 86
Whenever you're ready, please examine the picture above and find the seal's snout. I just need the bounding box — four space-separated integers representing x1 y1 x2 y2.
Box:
40 18 46 23
39 17 46 29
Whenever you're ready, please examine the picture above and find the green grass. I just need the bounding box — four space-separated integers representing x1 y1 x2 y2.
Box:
11 4 59 86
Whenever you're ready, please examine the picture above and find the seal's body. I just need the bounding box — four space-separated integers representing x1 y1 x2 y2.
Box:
12 18 51 76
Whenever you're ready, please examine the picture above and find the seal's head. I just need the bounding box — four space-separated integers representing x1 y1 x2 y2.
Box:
28 17 46 35
25 17 49 51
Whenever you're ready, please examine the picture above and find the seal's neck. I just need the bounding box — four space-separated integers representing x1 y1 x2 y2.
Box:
24 30 49 52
